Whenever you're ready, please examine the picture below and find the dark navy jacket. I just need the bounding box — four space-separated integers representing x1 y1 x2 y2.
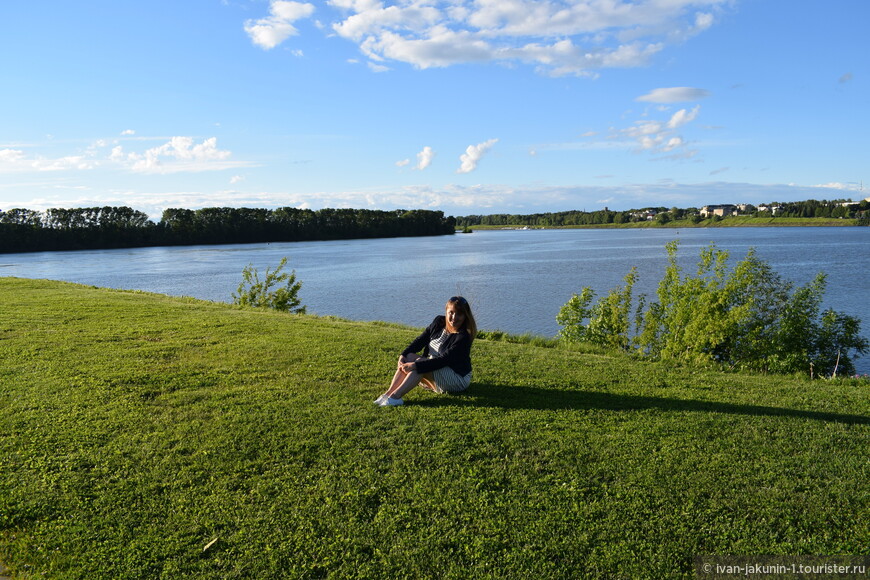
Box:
402 315 473 376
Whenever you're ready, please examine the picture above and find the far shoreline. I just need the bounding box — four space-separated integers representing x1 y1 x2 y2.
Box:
463 216 866 230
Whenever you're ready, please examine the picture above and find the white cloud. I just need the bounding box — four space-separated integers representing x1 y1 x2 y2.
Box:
331 1 441 41
358 27 495 69
396 146 435 169
621 106 701 157
693 12 715 34
416 146 434 170
279 0 730 76
535 101 703 159
35 155 97 171
0 148 27 167
135 137 229 172
230 175 245 184
661 136 684 152
121 129 136 136
813 181 864 192
0 135 253 177
111 136 250 174
0 148 98 173
457 138 498 174
367 61 390 72
245 1 316 50
637 87 710 103
667 105 700 129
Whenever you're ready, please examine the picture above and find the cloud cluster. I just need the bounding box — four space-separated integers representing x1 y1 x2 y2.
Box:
562 88 710 159
245 1 315 50
621 106 701 157
813 181 865 192
545 89 708 159
397 145 435 169
111 137 237 174
0 136 248 176
397 141 496 173
247 0 725 76
0 148 97 173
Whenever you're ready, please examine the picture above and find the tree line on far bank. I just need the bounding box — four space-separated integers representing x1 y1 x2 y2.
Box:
455 198 870 227
0 206 456 253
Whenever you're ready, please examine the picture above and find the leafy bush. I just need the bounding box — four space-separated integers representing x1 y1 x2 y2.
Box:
557 269 639 351
555 287 596 344
558 241 868 377
233 257 306 313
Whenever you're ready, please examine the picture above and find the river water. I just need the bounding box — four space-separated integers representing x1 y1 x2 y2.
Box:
2 227 868 373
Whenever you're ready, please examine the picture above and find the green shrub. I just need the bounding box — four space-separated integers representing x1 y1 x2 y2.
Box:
232 256 305 313
557 269 639 351
556 287 596 344
558 241 868 377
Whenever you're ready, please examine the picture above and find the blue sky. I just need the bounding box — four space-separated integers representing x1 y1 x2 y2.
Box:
1 0 867 219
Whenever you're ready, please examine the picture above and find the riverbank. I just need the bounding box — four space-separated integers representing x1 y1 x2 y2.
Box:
1 278 869 578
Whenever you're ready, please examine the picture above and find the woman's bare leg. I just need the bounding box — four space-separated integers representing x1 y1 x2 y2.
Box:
389 369 435 400
419 377 437 392
388 367 408 393
384 354 425 397
387 353 415 391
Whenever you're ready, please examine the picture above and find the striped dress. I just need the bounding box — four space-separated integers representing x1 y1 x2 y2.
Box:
428 329 472 393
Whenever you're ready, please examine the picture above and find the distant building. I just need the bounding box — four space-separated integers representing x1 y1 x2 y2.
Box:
838 198 870 206
629 209 657 220
700 204 737 218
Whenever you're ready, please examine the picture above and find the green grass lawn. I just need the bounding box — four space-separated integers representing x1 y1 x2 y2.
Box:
1 278 868 579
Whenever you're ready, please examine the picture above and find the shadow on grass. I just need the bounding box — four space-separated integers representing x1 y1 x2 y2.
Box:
414 382 870 425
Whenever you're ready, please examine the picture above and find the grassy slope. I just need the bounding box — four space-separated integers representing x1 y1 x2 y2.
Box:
1 278 868 579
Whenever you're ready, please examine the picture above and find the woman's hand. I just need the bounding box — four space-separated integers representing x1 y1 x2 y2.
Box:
398 354 419 373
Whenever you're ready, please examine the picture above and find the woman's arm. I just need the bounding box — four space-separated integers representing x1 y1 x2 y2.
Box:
401 316 444 358
413 332 471 375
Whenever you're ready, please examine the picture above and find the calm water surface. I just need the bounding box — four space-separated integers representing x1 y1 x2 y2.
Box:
3 227 868 373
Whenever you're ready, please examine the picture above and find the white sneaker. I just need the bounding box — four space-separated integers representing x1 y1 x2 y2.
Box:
374 394 388 405
379 397 404 407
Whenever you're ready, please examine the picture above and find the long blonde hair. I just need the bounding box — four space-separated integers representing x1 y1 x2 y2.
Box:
447 296 477 339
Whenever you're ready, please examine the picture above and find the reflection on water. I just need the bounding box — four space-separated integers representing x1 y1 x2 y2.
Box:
2 227 869 372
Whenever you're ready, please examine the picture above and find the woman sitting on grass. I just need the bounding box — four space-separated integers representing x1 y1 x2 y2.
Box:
375 296 477 407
